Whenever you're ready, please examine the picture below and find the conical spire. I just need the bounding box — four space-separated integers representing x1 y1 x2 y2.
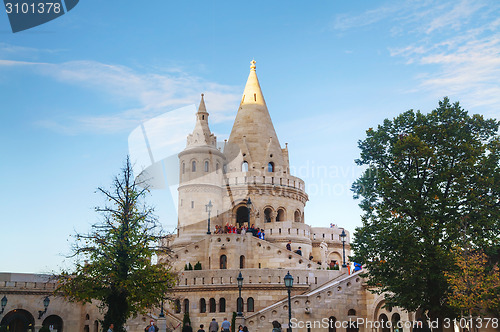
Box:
226 60 285 173
186 94 216 147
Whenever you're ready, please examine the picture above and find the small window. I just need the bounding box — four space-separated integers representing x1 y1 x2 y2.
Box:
182 162 185 174
202 115 205 120
247 297 254 312
220 255 227 269
175 299 181 313
216 163 220 174
191 201 194 208
348 309 356 316
264 208 272 223
268 162 274 172
209 298 216 313
200 298 206 313
254 93 256 101
240 255 245 269
242 161 249 172
219 297 226 312
192 161 196 172
184 299 189 313
204 161 209 172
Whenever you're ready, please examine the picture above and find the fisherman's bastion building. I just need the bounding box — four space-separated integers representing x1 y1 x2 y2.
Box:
2 62 494 332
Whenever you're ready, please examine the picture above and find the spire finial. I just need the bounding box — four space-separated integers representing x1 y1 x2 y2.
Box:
250 59 256 71
201 93 204 97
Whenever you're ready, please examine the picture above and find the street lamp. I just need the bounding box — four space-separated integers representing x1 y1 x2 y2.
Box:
159 298 165 318
206 200 213 234
237 271 244 316
284 271 293 332
0 295 7 314
246 198 252 225
341 229 347 268
38 296 50 319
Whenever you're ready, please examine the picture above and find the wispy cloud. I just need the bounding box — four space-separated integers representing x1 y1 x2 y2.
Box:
0 58 241 134
332 0 500 115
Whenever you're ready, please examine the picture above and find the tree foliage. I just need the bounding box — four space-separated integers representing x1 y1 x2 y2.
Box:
56 157 177 332
445 245 500 317
351 98 500 321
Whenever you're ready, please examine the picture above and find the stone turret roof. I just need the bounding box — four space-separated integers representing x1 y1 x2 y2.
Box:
226 60 285 172
186 94 216 148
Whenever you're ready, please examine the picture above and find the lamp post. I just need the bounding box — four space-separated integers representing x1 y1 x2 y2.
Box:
159 298 165 318
38 296 50 319
206 200 213 234
284 271 293 332
246 198 252 225
237 271 243 316
0 295 7 314
341 229 347 268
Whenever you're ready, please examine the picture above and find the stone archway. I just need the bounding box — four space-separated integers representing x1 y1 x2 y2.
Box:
0 309 35 332
43 314 63 332
235 206 249 226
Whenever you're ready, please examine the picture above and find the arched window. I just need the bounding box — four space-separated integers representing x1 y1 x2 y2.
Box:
192 161 196 172
220 255 227 269
182 162 185 174
85 314 90 320
216 163 220 174
391 313 401 332
237 297 243 313
268 162 274 172
240 255 245 269
209 298 216 313
241 161 249 172
264 208 272 223
328 317 337 332
200 298 206 313
42 315 63 332
94 320 99 332
204 161 209 172
184 299 190 313
348 309 356 316
277 208 285 222
175 299 181 313
379 314 390 332
247 297 254 312
294 210 301 222
219 298 226 312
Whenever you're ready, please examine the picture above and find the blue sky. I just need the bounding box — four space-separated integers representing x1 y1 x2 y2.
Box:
1 0 499 273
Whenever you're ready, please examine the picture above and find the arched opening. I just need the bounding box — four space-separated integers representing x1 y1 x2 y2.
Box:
391 313 401 332
182 162 185 174
84 326 90 332
236 206 249 226
183 299 189 313
328 316 337 332
42 315 64 332
200 298 206 313
264 208 273 223
379 314 390 332
247 297 254 312
191 160 196 172
93 320 99 332
219 298 226 312
85 314 90 320
268 162 274 172
216 163 220 174
240 255 245 269
237 297 243 313
174 299 181 313
348 309 356 316
294 210 301 222
0 309 35 332
277 208 285 222
241 161 249 172
204 161 209 172
209 298 216 313
220 255 227 269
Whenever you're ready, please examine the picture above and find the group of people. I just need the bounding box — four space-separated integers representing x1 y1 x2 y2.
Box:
214 224 265 240
182 317 249 332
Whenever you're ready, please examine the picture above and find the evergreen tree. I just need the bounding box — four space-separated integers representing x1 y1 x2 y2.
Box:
56 157 177 332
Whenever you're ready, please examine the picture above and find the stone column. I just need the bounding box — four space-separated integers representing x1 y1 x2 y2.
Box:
158 316 167 332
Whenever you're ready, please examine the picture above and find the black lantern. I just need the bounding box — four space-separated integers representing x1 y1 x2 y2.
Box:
206 200 213 234
284 271 293 332
341 229 347 268
0 295 7 314
237 271 244 316
38 296 50 319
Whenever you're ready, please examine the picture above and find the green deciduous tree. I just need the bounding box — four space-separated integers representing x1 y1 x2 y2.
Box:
351 98 500 324
56 157 177 332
